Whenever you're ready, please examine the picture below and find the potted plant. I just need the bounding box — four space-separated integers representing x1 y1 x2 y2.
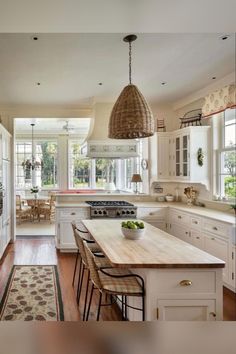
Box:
31 186 39 199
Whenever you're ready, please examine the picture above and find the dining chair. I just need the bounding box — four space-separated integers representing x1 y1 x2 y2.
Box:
84 241 145 321
38 195 56 222
16 194 32 223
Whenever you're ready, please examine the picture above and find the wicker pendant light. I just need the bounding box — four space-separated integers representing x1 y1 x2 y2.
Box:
109 34 154 139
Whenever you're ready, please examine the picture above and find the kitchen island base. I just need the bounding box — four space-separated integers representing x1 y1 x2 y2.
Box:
122 268 223 321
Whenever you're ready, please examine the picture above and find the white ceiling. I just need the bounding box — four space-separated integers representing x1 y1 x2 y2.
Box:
15 118 91 136
0 33 234 106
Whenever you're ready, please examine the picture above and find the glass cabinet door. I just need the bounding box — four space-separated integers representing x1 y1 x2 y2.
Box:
182 135 189 177
175 137 181 176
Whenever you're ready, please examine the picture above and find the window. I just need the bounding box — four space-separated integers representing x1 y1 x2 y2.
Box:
15 140 58 190
69 142 90 188
218 109 236 199
68 141 143 192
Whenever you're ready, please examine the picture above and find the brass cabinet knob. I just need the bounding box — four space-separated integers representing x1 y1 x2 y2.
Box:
71 212 76 215
178 215 182 219
213 226 218 231
194 221 198 224
179 280 192 286
209 312 216 317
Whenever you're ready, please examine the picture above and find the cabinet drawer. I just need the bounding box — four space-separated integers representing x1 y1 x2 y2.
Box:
190 216 202 230
137 208 166 219
59 208 89 220
156 270 216 294
203 219 230 239
170 210 190 225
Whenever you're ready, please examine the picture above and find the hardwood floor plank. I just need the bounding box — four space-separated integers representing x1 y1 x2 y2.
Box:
0 238 235 321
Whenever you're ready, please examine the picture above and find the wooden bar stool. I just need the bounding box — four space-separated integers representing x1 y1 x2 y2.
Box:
84 242 145 321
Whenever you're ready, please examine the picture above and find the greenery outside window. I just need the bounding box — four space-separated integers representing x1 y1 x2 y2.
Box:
15 140 58 189
68 141 142 192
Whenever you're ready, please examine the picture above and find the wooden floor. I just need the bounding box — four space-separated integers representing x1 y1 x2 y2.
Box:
0 237 122 321
0 237 235 321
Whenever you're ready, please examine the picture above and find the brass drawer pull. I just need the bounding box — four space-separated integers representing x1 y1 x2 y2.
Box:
193 221 198 224
179 280 192 286
211 237 215 241
71 212 76 215
196 237 200 239
213 226 218 231
178 215 182 219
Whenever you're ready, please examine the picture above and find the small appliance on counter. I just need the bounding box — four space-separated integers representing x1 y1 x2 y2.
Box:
165 194 175 202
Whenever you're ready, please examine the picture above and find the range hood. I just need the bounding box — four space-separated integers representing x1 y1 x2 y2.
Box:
81 140 139 158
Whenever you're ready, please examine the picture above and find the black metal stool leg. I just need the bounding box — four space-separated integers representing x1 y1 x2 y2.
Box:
82 269 90 321
96 292 102 321
124 296 127 320
86 283 94 321
77 263 85 305
121 296 125 320
142 294 145 321
72 251 79 286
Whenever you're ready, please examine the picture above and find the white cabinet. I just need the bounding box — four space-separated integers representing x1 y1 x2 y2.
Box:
138 207 167 231
169 208 234 291
157 299 217 321
0 125 11 260
156 126 210 187
157 134 171 179
56 207 90 251
203 232 230 285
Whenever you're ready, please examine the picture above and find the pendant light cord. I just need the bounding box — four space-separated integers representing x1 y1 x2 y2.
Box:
129 41 132 85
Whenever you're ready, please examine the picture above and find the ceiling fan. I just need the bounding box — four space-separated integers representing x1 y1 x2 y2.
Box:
62 121 77 134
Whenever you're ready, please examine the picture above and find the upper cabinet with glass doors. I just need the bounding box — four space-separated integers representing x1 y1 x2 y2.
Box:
157 126 210 188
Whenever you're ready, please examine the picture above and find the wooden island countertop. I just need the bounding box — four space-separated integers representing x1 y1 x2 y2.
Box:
82 220 225 269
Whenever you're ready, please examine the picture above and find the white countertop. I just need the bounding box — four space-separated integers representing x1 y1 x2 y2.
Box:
55 201 235 225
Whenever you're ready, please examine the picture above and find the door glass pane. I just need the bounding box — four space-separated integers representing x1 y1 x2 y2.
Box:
176 164 180 176
183 163 188 176
176 137 180 150
225 124 236 148
183 149 187 163
176 150 180 163
183 135 188 149
221 150 236 175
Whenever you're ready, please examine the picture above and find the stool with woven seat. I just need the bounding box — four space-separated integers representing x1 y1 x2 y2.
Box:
72 224 112 320
71 221 101 287
84 241 145 321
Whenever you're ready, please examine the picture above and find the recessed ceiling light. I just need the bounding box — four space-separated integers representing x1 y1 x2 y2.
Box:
212 76 216 80
31 35 39 41
98 82 103 86
219 35 230 41
36 82 41 86
161 82 167 86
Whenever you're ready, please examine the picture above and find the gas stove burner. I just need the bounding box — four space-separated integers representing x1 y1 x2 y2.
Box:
86 200 137 219
86 201 134 207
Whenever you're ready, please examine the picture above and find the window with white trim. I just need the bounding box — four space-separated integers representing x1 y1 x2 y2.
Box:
218 108 236 199
68 141 143 192
15 140 58 190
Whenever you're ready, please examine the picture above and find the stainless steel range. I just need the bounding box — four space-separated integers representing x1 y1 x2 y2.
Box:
86 201 137 219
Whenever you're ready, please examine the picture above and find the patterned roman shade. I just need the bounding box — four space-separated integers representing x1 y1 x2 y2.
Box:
202 84 236 118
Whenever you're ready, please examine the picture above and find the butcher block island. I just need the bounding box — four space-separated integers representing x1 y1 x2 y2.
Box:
82 219 225 321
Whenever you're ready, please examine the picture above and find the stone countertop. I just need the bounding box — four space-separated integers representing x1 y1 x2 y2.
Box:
55 200 235 225
134 202 235 224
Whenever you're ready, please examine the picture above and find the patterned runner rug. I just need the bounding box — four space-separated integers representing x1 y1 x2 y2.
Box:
0 265 64 321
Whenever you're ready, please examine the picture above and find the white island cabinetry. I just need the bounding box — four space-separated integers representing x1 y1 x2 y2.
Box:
55 206 89 251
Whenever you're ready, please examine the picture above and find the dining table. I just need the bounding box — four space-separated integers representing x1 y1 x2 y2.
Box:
25 196 49 221
82 219 224 321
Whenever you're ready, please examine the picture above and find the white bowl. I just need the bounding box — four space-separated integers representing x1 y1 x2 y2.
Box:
165 195 175 202
121 227 145 240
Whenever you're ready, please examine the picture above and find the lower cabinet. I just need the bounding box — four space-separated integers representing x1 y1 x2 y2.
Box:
56 207 90 251
157 299 217 321
203 232 230 285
